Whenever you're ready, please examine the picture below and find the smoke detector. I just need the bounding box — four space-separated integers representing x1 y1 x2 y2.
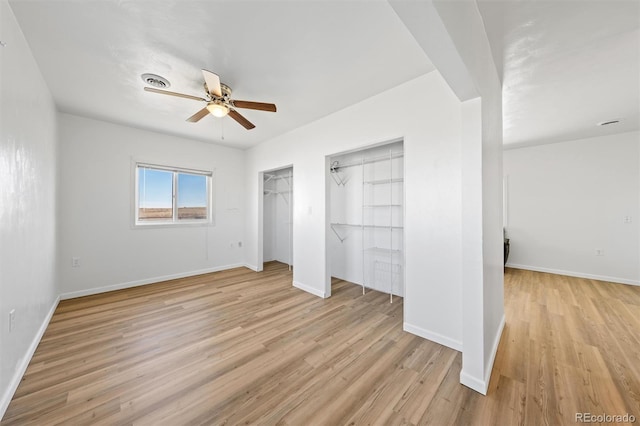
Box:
141 73 170 89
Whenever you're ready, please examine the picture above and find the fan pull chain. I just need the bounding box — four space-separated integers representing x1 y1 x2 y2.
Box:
221 117 225 140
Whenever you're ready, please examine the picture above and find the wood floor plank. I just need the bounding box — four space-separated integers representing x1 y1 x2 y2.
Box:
2 263 639 425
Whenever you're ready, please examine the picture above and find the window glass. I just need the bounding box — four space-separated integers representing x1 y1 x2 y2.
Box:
135 164 212 226
138 167 173 222
177 173 207 220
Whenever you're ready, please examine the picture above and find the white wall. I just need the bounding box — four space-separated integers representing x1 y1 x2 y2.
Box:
0 0 59 416
245 71 464 350
425 0 505 396
504 131 640 285
436 1 505 395
390 0 505 394
57 113 246 298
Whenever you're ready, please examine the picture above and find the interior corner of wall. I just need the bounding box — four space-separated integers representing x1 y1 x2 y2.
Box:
243 263 259 272
403 322 463 352
293 280 326 298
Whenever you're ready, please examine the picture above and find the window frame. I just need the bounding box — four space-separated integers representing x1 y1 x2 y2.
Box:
133 161 214 227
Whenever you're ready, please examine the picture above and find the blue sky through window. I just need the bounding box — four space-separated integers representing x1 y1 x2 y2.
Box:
138 167 207 209
138 168 172 208
178 173 207 208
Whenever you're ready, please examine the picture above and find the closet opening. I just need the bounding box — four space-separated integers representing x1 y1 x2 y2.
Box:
327 139 404 302
261 166 293 272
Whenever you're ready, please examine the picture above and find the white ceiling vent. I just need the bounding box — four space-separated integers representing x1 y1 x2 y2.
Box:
141 73 170 89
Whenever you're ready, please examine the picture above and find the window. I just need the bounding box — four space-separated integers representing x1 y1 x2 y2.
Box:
135 163 212 226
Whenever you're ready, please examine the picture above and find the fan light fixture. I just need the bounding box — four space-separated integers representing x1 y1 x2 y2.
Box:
207 102 229 118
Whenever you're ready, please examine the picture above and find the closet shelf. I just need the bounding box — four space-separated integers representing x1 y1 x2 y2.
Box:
330 223 403 242
330 223 403 229
264 188 290 204
264 190 291 195
264 174 290 181
363 178 404 185
329 151 404 171
364 247 402 255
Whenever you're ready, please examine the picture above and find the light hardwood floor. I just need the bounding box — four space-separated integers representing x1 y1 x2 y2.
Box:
2 263 639 425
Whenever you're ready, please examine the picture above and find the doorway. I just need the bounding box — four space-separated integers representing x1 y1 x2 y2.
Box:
262 166 293 271
327 140 404 302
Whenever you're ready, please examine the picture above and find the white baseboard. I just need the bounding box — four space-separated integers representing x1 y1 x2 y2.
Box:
506 263 639 286
243 263 259 272
1 295 60 419
60 263 247 300
460 371 487 395
293 281 327 298
484 314 506 391
459 314 505 395
403 322 463 352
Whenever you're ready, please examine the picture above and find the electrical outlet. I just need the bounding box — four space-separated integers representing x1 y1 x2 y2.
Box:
595 249 604 256
624 216 632 224
72 257 80 267
9 309 15 332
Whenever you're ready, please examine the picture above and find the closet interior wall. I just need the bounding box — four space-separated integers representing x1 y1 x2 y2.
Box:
329 140 404 299
263 167 293 269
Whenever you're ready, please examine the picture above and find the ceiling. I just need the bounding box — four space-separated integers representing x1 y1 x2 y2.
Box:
478 0 640 148
8 1 640 150
8 0 434 149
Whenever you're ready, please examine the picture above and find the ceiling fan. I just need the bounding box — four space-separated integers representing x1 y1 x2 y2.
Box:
144 69 276 130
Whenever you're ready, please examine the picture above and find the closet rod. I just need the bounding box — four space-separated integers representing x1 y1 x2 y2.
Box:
331 152 404 171
264 174 290 181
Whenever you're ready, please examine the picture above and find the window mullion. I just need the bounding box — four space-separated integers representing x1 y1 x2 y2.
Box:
173 171 178 222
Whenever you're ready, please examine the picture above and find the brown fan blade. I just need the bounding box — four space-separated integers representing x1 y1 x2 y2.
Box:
202 69 222 97
186 107 210 123
228 109 255 130
232 100 277 112
144 86 206 102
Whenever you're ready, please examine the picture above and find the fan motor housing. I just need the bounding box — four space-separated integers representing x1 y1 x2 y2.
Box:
220 83 232 97
205 82 232 100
